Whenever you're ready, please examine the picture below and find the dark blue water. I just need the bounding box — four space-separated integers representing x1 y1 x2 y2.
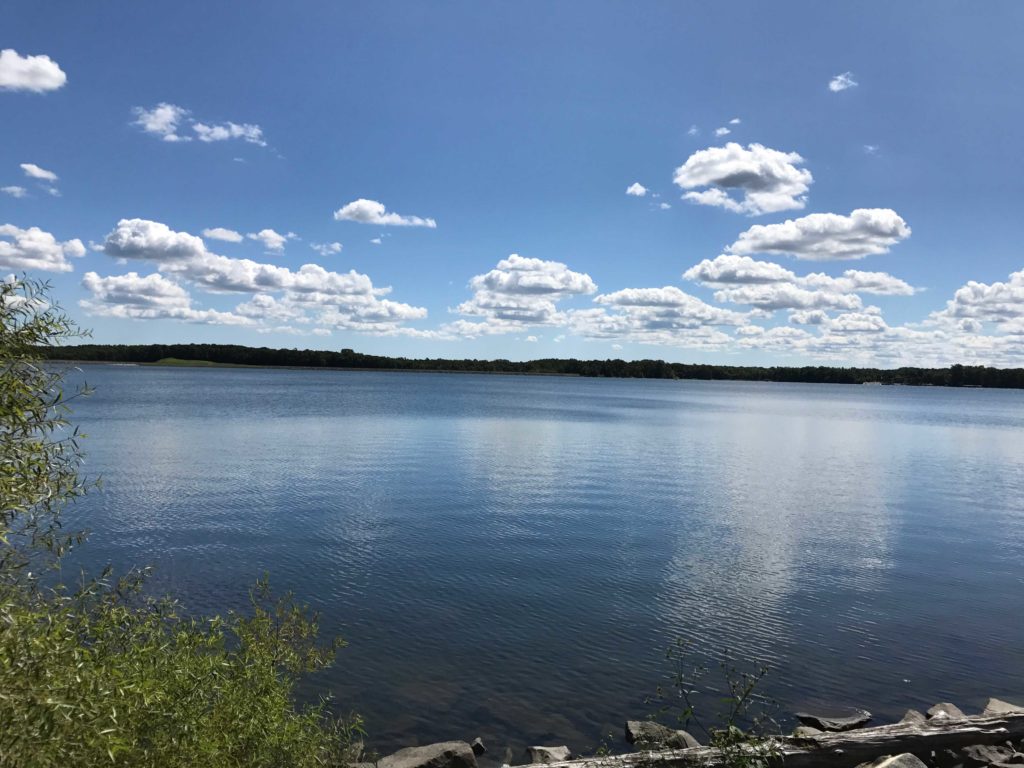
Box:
60 365 1024 756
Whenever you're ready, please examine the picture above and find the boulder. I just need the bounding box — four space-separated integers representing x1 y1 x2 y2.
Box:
378 742 478 768
927 703 967 721
624 721 701 749
856 754 930 768
795 708 872 732
525 746 571 764
900 709 927 725
793 726 823 738
959 744 1016 767
471 739 487 757
985 698 1024 716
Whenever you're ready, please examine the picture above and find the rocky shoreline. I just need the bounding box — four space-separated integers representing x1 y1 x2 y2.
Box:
356 697 1024 768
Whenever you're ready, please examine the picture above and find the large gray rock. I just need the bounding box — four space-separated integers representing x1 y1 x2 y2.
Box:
856 754 929 768
525 746 571 764
959 744 1016 767
624 721 700 749
795 708 872 732
899 709 927 725
984 698 1024 716
378 742 478 768
792 726 823 739
857 755 929 768
927 703 967 721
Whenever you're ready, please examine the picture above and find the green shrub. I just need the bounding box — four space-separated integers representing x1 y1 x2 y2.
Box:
0 277 361 767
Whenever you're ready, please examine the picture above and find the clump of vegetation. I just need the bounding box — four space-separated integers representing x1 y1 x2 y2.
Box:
648 640 782 768
0 277 361 767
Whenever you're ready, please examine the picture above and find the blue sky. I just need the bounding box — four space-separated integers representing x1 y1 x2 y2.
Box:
3 1 1024 366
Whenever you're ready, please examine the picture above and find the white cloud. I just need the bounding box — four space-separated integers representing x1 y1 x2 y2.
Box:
202 227 244 243
133 103 267 147
626 182 648 197
20 163 57 182
829 72 858 92
334 199 436 228
712 283 863 311
247 228 294 252
0 224 85 272
133 103 192 142
310 242 343 256
789 309 829 325
687 125 699 136
193 121 266 146
729 208 911 260
370 237 382 245
863 144 879 155
714 127 731 137
2 186 27 198
659 202 671 210
684 254 797 285
99 218 426 334
673 143 813 215
80 270 253 325
729 118 741 125
0 49 66 92
931 267 1024 330
525 335 539 342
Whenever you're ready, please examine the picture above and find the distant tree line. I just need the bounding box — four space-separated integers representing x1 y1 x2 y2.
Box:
41 343 1024 389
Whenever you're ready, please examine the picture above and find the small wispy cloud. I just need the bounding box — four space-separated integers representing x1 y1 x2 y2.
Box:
829 71 858 92
626 182 648 197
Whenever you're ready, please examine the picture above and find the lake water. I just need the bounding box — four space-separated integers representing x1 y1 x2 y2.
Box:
61 365 1024 757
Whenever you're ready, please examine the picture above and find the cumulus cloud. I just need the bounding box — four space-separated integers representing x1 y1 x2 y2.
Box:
714 127 731 137
202 227 244 243
20 163 57 182
2 186 27 198
0 224 85 272
333 199 436 228
193 121 266 146
98 218 426 335
673 143 813 215
133 103 192 142
81 271 253 325
133 103 267 146
729 118 741 125
247 228 294 252
310 242 343 256
0 49 67 92
931 268 1024 332
626 182 648 197
728 208 911 260
712 283 863 311
829 72 858 92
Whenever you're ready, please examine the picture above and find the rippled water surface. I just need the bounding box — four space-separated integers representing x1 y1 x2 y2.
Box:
63 365 1024 754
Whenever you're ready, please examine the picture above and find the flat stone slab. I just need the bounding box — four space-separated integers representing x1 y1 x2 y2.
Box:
795 708 872 732
379 742 478 768
792 726 823 738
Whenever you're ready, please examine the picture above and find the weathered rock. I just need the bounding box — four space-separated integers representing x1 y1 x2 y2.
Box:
795 708 872 732
855 753 930 768
899 710 927 725
985 699 1024 716
624 720 700 750
471 738 487 757
525 746 571 764
927 703 967 721
378 742 478 768
959 744 1016 767
793 726 823 739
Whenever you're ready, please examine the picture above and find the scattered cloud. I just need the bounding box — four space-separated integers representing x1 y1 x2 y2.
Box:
310 242 343 256
687 125 699 136
659 202 671 210
829 72 858 92
370 237 382 245
98 218 427 335
193 121 266 146
626 182 648 197
714 127 731 137
334 199 437 228
133 103 267 146
2 186 27 198
20 163 57 182
673 143 813 215
0 49 67 93
81 270 253 325
202 227 244 243
863 144 879 155
729 117 741 125
728 208 911 260
247 228 295 252
0 224 85 272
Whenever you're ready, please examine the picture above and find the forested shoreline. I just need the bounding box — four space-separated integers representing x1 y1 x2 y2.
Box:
42 343 1024 389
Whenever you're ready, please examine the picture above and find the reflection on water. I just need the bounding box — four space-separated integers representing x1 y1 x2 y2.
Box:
62 367 1024 755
